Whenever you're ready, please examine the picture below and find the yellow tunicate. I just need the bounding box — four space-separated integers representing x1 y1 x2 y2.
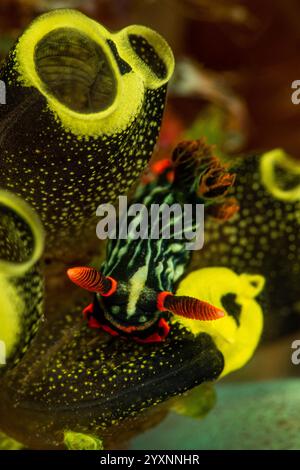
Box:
175 267 265 377
0 10 174 256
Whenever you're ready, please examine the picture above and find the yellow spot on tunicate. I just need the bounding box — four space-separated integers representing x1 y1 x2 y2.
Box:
64 431 104 450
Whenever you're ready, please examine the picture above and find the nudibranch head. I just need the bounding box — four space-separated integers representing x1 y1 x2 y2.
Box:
67 266 224 343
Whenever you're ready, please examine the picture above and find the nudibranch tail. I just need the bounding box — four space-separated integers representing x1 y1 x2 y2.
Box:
159 293 225 321
67 267 117 296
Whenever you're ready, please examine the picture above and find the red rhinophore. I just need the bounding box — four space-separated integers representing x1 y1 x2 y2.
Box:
164 295 225 321
67 266 117 296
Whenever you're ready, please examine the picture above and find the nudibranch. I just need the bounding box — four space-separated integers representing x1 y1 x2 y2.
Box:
0 143 263 449
0 9 174 257
195 149 300 340
67 140 238 342
0 264 265 449
0 190 44 377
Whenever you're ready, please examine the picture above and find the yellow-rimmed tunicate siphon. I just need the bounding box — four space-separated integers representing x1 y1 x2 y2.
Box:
0 190 44 376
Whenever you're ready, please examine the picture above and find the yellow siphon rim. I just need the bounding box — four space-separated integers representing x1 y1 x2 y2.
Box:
260 148 300 202
14 9 174 137
0 190 44 277
15 9 121 121
116 24 175 89
14 9 144 137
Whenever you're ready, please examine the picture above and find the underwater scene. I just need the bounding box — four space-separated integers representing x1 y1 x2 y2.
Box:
0 0 300 454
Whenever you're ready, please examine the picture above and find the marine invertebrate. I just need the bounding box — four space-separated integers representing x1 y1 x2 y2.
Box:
0 143 267 449
0 304 224 449
0 140 239 449
0 269 261 448
175 267 265 377
0 8 174 258
0 190 44 376
195 149 300 340
67 140 239 342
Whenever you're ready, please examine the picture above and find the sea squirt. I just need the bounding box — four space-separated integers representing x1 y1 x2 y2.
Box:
0 9 174 259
